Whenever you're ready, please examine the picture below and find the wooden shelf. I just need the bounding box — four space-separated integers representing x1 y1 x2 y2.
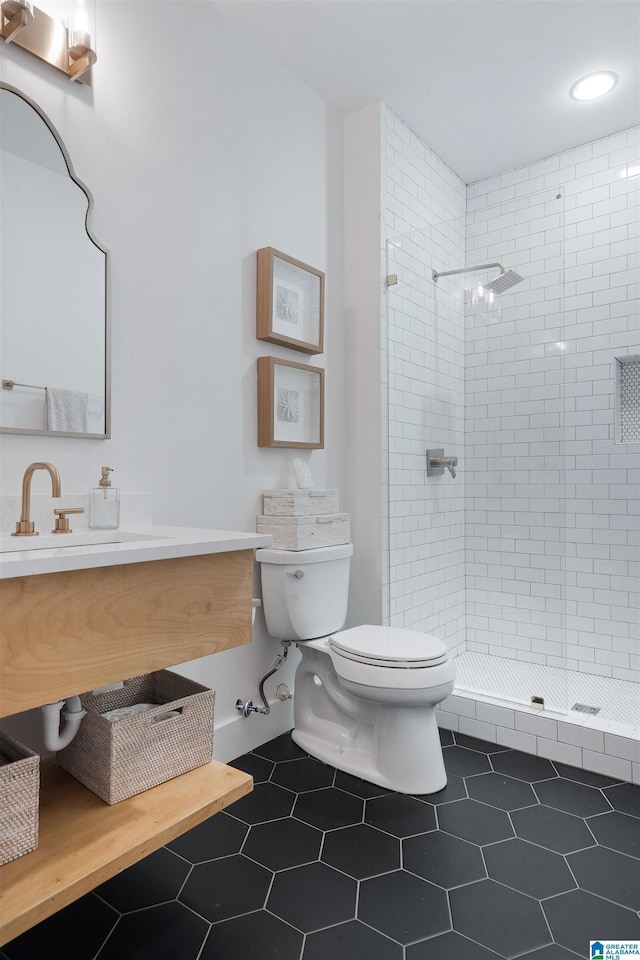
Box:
0 759 252 946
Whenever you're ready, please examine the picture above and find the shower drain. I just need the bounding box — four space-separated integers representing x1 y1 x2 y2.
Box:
572 703 601 715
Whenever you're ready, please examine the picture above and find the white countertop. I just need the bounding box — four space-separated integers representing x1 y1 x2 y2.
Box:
0 525 272 579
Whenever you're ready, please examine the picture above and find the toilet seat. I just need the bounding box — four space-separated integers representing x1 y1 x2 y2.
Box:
329 625 448 669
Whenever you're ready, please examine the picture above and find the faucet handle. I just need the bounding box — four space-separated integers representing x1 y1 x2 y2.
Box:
52 507 84 534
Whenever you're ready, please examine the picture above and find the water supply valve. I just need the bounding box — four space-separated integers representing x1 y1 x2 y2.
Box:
236 699 266 718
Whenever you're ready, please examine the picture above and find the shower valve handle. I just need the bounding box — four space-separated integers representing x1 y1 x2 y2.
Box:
426 450 458 479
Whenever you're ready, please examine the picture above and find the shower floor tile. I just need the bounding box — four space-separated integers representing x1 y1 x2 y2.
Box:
456 651 640 729
3 730 639 960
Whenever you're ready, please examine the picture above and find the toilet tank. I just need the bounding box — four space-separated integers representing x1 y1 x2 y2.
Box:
256 543 353 641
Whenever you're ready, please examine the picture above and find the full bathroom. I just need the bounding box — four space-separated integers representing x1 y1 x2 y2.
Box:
0 1 638 958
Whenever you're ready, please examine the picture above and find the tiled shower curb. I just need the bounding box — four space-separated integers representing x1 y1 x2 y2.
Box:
437 691 640 786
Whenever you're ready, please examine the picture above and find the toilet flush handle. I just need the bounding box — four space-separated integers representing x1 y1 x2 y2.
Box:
287 569 305 579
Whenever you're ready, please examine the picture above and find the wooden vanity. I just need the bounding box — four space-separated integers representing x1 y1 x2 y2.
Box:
0 529 270 945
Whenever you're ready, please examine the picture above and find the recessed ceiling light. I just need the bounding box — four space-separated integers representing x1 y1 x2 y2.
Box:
569 71 619 101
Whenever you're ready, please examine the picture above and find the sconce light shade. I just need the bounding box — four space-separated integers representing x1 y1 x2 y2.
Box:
0 0 96 85
1 0 33 43
1 0 32 14
67 0 90 59
67 2 97 83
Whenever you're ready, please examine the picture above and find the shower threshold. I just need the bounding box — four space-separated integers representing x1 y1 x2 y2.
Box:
437 651 639 785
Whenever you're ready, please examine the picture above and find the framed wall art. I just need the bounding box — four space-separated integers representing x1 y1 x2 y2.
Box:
257 356 324 449
257 247 324 355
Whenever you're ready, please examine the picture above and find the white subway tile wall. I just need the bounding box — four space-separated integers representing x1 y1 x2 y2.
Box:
466 128 640 688
381 109 639 761
383 108 467 655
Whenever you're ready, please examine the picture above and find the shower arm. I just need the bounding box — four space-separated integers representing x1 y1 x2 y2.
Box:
432 262 504 283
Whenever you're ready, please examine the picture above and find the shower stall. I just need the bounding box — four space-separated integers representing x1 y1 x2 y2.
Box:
385 181 639 756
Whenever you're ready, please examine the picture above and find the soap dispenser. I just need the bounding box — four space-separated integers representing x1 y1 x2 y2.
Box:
89 466 120 530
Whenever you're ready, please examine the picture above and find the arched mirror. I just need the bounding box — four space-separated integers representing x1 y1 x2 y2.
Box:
0 83 109 438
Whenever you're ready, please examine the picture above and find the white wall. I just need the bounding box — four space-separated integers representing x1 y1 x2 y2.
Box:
342 104 468 656
0 1 346 760
466 128 640 685
343 102 385 629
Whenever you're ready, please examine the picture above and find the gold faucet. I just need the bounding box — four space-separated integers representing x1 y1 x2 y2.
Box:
12 462 62 536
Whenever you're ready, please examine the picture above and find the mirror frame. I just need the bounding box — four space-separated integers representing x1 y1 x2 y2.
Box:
0 82 110 439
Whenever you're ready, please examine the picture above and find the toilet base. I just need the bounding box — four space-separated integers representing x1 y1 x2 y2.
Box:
291 708 447 795
291 644 452 794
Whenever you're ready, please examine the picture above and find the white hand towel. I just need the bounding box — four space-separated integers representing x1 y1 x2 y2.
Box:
46 386 89 432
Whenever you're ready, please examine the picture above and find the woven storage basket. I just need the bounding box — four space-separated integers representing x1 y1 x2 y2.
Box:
57 671 214 804
0 732 39 865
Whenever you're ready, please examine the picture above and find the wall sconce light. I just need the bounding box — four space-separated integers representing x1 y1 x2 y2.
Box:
0 0 96 85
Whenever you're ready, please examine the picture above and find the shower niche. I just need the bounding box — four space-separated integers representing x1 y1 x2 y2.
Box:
615 354 640 444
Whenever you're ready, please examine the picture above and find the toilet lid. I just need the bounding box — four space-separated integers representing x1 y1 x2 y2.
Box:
329 625 448 668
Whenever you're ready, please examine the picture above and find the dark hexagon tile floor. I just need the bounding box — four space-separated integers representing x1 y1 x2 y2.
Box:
243 815 323 871
4 729 639 960
294 786 364 831
201 909 303 960
492 750 557 782
602 781 640 817
403 829 486 888
511 803 596 853
3 894 118 960
96 847 190 912
321 822 401 878
450 878 551 957
358 869 450 943
97 902 208 960
167 809 248 863
228 750 275 783
466 770 537 810
437 797 514 845
533 776 614 817
271 756 335 793
442 744 492 776
406 930 505 959
302 919 402 960
364 792 436 837
179 853 272 922
416 772 467 805
544 889 640 956
267 861 357 933
483 837 576 900
567 845 640 910
587 810 640 857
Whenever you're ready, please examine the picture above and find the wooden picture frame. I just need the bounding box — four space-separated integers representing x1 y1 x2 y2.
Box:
258 356 324 449
257 247 324 355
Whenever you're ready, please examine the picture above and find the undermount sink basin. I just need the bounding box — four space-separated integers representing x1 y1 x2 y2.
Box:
0 530 165 553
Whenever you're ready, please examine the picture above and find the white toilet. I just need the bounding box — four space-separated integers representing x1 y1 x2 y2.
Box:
256 542 456 794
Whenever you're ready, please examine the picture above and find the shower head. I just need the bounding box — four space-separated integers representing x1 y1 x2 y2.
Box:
483 269 524 295
432 261 525 295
